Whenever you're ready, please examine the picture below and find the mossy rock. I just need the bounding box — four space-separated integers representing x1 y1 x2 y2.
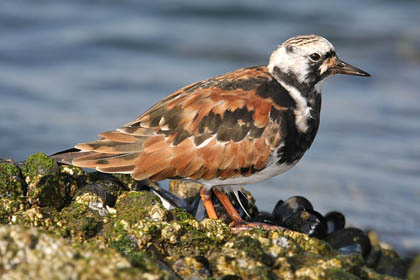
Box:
0 224 176 279
106 192 406 279
0 196 31 224
115 191 165 223
0 153 412 279
408 255 420 280
26 174 77 210
22 153 60 184
52 201 104 242
60 164 84 178
0 162 26 199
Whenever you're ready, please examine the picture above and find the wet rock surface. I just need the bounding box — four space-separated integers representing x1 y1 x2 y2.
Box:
0 152 416 279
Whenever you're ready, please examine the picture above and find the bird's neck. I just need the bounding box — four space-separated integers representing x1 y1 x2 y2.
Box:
271 66 319 96
270 66 321 134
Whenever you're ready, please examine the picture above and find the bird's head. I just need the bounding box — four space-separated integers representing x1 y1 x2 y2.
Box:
268 35 370 88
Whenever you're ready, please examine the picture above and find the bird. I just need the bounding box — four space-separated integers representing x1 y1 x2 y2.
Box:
52 34 370 227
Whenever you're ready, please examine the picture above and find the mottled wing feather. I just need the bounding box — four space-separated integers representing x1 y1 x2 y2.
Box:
69 66 293 182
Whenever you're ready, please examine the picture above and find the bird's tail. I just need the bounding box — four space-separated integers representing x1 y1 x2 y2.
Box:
50 148 96 165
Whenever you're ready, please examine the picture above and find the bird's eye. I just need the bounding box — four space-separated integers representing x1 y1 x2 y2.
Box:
309 53 321 61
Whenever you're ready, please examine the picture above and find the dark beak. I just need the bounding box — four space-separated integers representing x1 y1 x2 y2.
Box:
331 59 371 77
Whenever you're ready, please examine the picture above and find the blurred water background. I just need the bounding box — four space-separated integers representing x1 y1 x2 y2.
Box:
1 0 419 255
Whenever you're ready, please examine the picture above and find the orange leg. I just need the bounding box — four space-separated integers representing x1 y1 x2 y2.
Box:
213 188 244 223
200 187 218 219
201 187 286 233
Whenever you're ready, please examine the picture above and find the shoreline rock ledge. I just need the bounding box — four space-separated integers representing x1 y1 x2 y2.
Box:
0 153 417 279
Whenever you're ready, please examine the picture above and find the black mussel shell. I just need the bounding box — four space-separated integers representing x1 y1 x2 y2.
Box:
323 227 372 259
251 212 277 225
325 211 346 234
272 196 314 224
283 209 327 238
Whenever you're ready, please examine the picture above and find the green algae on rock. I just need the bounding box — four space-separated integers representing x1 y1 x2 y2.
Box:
0 160 26 199
408 255 420 280
0 224 176 280
0 153 413 279
22 152 60 183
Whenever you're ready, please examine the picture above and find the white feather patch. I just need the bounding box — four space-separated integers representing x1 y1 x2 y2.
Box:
277 81 312 133
195 135 215 148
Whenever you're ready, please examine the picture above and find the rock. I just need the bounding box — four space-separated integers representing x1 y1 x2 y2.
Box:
22 152 60 185
0 153 413 279
408 255 420 280
60 164 84 178
0 224 175 279
26 174 77 210
372 247 411 279
170 179 202 199
0 161 26 199
173 256 212 279
53 200 104 241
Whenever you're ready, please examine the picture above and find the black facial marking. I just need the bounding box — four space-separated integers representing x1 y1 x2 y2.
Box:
324 50 336 59
305 63 322 86
307 50 336 83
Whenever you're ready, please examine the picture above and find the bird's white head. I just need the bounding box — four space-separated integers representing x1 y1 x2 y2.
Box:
268 35 370 88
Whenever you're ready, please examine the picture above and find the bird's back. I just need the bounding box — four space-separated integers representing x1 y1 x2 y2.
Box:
53 66 319 185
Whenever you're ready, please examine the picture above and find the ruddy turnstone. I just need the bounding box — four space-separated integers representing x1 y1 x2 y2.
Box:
53 35 370 226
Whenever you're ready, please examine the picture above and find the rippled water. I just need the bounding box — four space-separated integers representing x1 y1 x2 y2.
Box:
1 0 420 255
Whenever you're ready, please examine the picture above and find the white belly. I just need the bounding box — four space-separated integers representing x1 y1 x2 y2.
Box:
197 161 297 189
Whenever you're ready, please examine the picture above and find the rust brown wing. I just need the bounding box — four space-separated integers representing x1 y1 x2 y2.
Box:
64 66 295 182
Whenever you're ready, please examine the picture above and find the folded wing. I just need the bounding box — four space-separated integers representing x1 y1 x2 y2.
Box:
56 66 293 182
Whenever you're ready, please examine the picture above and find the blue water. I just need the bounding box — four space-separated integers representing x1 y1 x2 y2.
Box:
1 1 420 255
